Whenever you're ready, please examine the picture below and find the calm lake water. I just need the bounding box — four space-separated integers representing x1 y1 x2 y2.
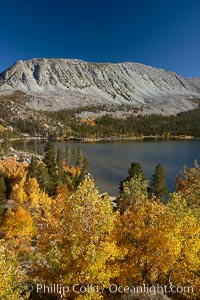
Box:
11 139 200 196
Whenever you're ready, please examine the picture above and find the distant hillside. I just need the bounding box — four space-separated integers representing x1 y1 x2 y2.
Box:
0 58 200 115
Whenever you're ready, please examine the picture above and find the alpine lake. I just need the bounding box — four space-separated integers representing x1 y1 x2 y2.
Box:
11 139 200 196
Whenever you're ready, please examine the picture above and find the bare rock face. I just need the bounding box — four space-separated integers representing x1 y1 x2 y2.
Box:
0 58 199 114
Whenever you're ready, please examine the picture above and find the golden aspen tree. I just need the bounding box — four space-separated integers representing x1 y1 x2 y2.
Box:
0 157 28 178
117 175 149 214
116 197 178 287
116 184 200 299
175 161 200 209
167 192 200 297
1 205 35 252
34 177 121 299
9 176 52 222
0 240 30 299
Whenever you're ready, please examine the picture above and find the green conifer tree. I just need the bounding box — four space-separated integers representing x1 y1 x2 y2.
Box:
43 141 57 176
127 162 146 180
28 157 50 192
0 176 6 202
119 161 146 193
0 176 7 218
151 163 169 200
43 141 58 195
27 156 38 179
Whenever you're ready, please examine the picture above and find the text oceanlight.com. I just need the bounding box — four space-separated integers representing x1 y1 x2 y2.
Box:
32 283 194 296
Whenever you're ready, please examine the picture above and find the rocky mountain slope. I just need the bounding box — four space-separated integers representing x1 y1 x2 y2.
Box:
0 58 199 115
0 91 64 137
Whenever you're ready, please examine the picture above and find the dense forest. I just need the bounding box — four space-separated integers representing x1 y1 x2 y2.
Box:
0 93 200 139
0 142 199 299
46 107 200 138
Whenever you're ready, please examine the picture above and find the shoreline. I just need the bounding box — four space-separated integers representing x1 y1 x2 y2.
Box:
7 135 197 143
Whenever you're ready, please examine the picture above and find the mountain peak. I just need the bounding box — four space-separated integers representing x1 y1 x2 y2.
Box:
0 58 199 114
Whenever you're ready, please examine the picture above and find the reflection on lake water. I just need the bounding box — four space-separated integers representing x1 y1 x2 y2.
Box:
11 139 200 196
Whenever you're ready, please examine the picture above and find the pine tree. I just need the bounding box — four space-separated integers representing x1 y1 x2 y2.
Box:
119 161 146 193
2 132 10 154
56 148 63 169
43 141 57 177
0 176 7 218
74 147 83 166
72 148 89 185
151 163 169 200
28 157 50 193
0 176 6 202
43 141 58 195
64 145 71 163
127 162 146 180
27 156 38 179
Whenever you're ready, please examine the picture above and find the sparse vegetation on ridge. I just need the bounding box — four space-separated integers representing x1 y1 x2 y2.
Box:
0 92 200 140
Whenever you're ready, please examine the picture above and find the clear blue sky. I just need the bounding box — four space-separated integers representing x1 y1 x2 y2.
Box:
1 0 200 77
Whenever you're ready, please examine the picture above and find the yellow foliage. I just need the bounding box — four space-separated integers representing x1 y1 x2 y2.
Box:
62 161 81 176
0 157 28 179
2 205 34 239
0 124 6 131
167 193 200 295
117 197 178 285
24 178 52 217
34 177 121 299
116 189 200 298
10 176 52 221
0 240 29 299
0 157 199 299
81 118 96 127
175 162 200 208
